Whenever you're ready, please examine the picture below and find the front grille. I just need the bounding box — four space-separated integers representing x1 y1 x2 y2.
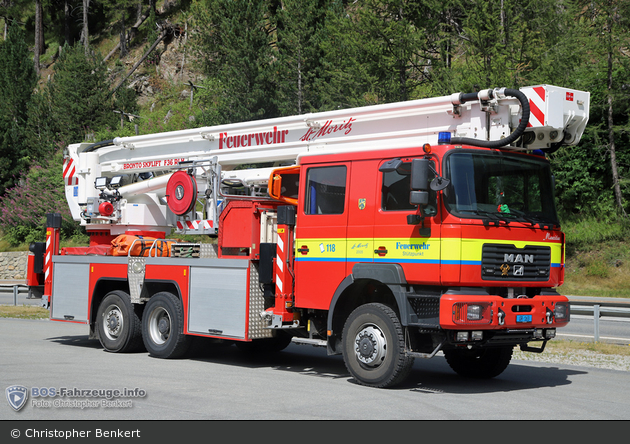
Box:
482 244 550 281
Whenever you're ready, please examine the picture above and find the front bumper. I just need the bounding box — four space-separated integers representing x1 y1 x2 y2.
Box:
438 294 570 330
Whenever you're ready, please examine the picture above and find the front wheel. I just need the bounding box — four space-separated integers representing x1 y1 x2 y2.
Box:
96 290 143 353
443 346 513 379
142 292 191 359
342 303 414 388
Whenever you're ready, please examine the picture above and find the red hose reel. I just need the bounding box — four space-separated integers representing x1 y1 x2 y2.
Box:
166 170 198 216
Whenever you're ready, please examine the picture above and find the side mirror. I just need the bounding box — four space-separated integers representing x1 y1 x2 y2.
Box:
409 190 429 206
410 158 429 191
430 176 450 192
409 158 431 207
379 158 403 173
268 166 300 205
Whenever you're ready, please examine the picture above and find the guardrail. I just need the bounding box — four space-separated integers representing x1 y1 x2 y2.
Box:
569 298 630 342
0 283 32 305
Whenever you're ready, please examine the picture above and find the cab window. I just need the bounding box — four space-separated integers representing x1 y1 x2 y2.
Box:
381 159 437 215
304 166 347 215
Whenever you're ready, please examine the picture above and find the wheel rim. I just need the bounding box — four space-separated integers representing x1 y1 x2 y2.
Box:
147 306 171 345
102 304 124 341
354 324 387 367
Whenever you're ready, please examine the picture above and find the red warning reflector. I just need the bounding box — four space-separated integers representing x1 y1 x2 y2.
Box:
166 171 197 216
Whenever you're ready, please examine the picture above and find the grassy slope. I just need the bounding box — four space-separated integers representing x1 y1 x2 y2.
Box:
561 217 630 298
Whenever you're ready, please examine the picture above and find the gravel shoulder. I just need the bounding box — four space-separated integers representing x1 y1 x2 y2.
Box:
513 348 630 372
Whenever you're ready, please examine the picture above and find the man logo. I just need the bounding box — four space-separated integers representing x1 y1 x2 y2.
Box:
6 385 28 411
500 263 510 276
513 265 525 276
504 253 534 264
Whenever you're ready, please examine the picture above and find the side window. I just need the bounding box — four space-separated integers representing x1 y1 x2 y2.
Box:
382 168 415 211
304 166 347 215
381 159 437 215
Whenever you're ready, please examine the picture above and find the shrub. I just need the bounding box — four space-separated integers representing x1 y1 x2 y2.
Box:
0 149 84 247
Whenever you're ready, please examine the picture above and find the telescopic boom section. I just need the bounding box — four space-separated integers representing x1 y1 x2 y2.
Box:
62 85 589 236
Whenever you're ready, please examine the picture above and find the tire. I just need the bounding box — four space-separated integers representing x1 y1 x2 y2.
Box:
235 331 292 354
96 290 143 353
444 346 513 379
342 303 414 388
142 292 191 359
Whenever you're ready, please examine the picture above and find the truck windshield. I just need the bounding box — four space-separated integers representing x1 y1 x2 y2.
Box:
443 150 559 226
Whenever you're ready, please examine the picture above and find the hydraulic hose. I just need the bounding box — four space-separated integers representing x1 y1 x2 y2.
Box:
83 139 115 153
450 88 530 149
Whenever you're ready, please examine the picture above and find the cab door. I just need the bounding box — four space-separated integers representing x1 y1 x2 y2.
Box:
294 163 350 310
346 159 377 273
373 157 441 284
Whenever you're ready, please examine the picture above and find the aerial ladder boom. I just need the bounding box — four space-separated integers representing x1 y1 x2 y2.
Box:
62 85 589 236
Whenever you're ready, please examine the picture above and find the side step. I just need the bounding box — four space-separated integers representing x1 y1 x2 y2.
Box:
291 337 327 347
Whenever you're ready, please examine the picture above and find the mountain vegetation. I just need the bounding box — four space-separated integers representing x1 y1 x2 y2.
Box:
1 0 629 295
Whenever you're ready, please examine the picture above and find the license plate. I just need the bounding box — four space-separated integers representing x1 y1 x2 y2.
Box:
516 314 532 323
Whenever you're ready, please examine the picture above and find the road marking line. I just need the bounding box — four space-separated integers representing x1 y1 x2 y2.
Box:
557 333 630 342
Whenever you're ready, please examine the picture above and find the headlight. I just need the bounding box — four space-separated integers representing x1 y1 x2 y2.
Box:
554 302 570 321
453 302 492 324
467 304 483 320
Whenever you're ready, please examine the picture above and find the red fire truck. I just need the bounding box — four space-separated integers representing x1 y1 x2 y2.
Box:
27 85 589 387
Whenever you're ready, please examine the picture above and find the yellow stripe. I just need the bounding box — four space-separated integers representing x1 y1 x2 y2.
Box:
373 238 439 261
295 237 562 264
295 238 347 260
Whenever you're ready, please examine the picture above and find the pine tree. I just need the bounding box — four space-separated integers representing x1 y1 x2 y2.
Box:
191 0 278 124
570 0 630 217
0 21 38 195
274 0 335 115
45 43 117 144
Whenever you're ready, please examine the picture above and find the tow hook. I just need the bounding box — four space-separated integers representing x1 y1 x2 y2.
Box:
546 308 554 324
498 308 505 326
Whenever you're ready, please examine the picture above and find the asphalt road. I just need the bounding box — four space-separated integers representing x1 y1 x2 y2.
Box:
1 317 629 422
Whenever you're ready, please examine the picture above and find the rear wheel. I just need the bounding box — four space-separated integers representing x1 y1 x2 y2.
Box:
96 290 143 353
342 303 414 388
444 346 513 379
142 292 191 358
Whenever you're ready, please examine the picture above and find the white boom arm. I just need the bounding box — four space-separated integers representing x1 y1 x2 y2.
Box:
62 85 589 235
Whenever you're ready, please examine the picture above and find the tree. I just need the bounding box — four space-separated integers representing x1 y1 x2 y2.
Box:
81 0 90 51
0 21 37 195
34 0 44 73
191 0 278 124
273 0 336 115
315 1 384 109
45 42 117 144
565 0 630 217
105 0 137 58
351 0 435 103
425 0 584 94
